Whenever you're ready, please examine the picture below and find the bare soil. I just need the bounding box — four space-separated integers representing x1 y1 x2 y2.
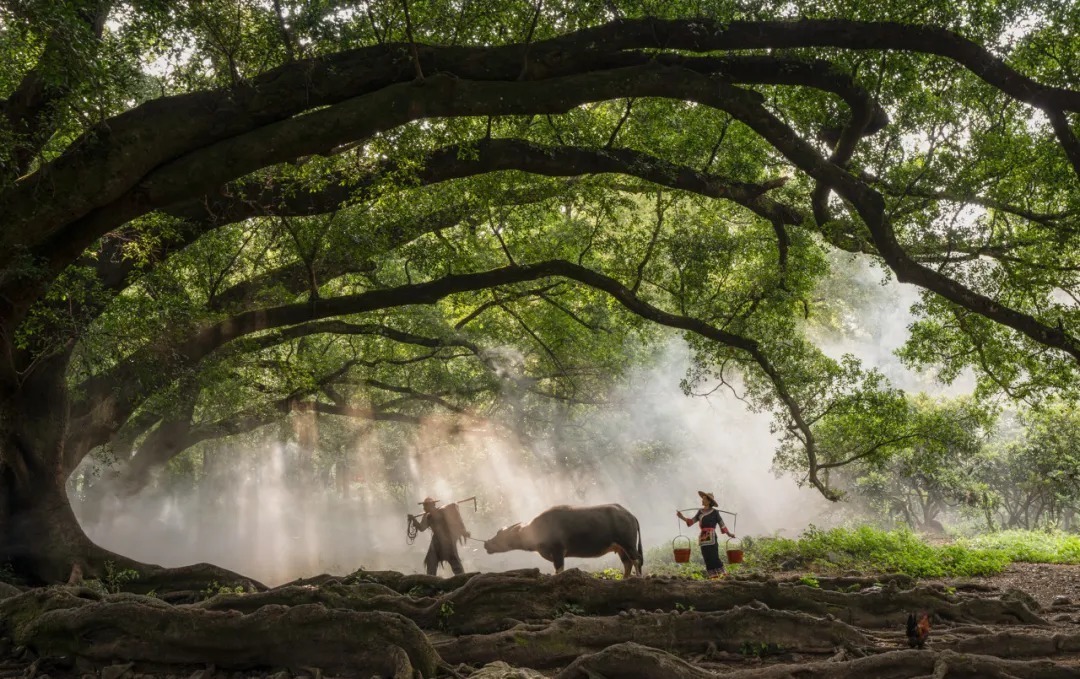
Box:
955 562 1080 609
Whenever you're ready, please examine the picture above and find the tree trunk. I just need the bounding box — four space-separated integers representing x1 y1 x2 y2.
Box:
0 354 124 583
0 445 131 583
0 359 258 590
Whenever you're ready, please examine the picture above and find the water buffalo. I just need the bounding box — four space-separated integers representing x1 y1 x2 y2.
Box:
484 503 643 577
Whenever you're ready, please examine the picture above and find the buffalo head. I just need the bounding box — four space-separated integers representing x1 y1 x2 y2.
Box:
483 522 522 553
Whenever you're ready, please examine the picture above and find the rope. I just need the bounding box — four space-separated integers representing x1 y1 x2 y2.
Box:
406 515 419 545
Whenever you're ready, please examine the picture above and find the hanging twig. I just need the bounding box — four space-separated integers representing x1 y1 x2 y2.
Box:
517 1 543 80
271 0 296 61
605 98 635 149
488 206 516 265
401 0 425 81
448 0 471 46
366 6 385 44
631 190 665 295
702 118 731 171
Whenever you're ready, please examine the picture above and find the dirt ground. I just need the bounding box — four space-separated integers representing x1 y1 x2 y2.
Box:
957 562 1080 609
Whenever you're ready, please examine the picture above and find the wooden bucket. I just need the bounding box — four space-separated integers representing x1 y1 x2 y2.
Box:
672 535 692 563
726 538 743 564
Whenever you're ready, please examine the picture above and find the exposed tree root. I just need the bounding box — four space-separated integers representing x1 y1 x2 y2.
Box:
554 641 731 679
466 661 548 678
435 606 869 669
435 569 1045 634
0 568 1074 679
196 582 435 621
347 569 486 594
776 574 917 592
1 588 439 677
947 631 1080 658
556 644 1080 679
129 562 267 596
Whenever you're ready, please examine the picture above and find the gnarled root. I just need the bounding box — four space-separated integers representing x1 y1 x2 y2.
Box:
436 606 869 669
1 588 439 677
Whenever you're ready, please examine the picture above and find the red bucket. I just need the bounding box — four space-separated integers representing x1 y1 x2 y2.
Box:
672 535 692 563
726 538 743 564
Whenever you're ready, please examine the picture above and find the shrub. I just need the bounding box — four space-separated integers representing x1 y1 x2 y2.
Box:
962 530 1080 564
741 525 1009 577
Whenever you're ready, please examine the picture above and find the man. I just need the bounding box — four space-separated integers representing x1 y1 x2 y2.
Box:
410 497 470 576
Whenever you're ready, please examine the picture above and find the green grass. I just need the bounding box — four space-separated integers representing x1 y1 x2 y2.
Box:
961 530 1080 564
631 526 1010 578
597 527 1080 581
743 525 1011 578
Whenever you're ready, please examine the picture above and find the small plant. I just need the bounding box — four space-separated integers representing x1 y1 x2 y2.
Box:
103 561 139 594
798 575 820 588
591 568 625 581
740 641 780 658
200 581 245 599
344 567 377 585
674 602 696 612
437 601 455 629
555 602 586 617
944 585 957 595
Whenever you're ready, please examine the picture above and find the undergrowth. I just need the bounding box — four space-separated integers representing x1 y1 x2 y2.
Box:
961 530 1080 565
591 527 1080 580
618 526 1018 579
743 525 1010 578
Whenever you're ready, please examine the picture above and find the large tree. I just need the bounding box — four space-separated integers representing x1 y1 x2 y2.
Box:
2 0 1079 583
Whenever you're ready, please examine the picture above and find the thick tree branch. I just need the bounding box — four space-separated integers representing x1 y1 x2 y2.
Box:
0 48 886 330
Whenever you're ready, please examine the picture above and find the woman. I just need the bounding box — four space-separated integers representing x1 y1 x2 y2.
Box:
677 490 735 579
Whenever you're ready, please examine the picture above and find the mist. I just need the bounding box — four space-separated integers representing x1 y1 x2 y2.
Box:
71 255 970 586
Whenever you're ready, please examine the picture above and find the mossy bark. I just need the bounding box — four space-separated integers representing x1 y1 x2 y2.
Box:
2 588 439 677
435 606 870 668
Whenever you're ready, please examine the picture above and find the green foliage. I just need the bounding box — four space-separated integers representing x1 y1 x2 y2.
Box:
554 602 586 617
798 575 820 588
591 567 626 581
740 641 782 658
437 601 455 630
745 526 1010 578
103 561 140 594
962 531 1080 565
200 581 245 599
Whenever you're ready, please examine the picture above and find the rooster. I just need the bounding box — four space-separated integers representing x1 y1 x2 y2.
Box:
906 611 931 648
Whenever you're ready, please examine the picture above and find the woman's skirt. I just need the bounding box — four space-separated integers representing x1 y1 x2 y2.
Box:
698 529 725 579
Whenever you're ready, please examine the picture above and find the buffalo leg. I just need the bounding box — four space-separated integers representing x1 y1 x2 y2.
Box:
612 544 634 579
550 546 566 574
